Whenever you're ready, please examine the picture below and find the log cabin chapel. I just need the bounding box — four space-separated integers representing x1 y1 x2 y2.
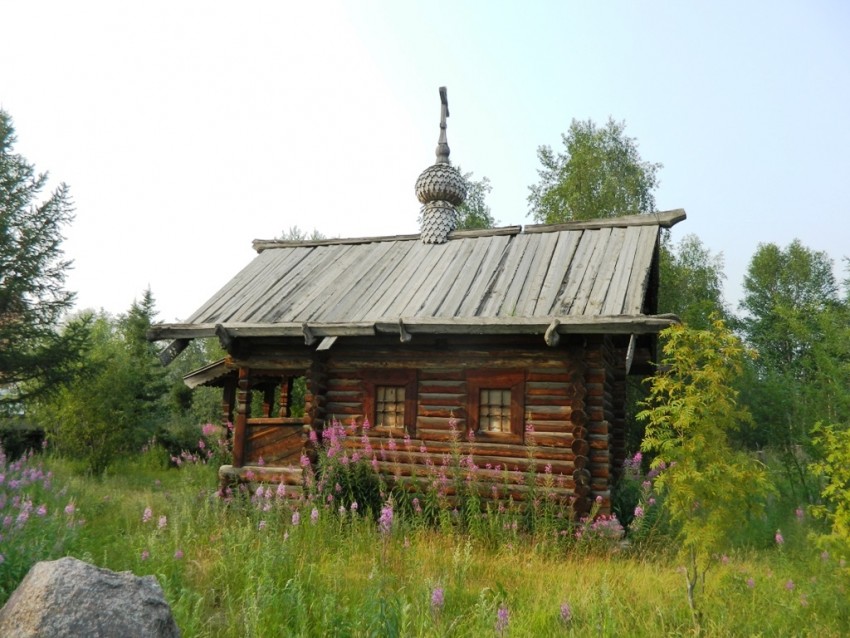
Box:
148 87 685 516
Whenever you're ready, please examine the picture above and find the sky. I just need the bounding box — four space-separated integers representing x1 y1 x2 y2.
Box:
2 0 848 323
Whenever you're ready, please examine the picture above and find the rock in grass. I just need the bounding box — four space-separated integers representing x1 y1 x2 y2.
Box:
0 556 180 638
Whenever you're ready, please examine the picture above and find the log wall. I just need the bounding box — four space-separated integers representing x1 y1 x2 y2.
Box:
227 336 630 515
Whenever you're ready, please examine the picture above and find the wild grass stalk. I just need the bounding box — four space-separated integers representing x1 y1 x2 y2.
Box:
2 428 848 636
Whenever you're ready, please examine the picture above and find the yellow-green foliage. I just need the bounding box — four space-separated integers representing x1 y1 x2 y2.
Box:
811 423 850 559
638 319 773 606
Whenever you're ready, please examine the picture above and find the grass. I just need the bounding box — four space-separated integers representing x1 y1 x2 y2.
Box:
2 443 849 637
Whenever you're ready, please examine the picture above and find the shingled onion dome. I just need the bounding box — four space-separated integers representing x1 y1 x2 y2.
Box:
416 86 467 244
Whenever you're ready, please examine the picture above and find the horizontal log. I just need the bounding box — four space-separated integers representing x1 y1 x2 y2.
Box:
326 378 362 390
526 381 572 392
326 389 360 400
419 408 464 419
326 406 362 416
418 381 465 393
246 417 304 426
419 369 465 381
530 433 570 448
526 421 571 433
416 417 465 429
219 464 304 486
588 422 610 435
526 406 571 417
590 466 610 479
525 396 572 407
527 369 574 382
418 393 465 403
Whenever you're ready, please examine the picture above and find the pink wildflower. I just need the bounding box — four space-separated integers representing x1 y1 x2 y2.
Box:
174 549 184 560
431 587 444 610
158 515 167 530
495 604 509 635
785 580 795 591
291 511 300 526
141 550 150 561
775 530 784 545
142 507 152 523
258 520 267 531
378 502 393 535
747 577 755 588
311 508 319 524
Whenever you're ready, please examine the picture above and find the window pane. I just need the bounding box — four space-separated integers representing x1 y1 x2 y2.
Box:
377 385 405 428
479 388 511 432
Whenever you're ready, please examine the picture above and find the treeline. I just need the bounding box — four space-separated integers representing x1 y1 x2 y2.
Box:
25 290 223 473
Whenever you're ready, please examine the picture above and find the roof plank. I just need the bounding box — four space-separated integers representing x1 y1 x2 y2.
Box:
153 211 683 342
601 225 642 315
585 226 627 316
622 225 659 314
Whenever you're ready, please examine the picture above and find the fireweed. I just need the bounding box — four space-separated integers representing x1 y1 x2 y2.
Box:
2 440 848 635
0 446 82 599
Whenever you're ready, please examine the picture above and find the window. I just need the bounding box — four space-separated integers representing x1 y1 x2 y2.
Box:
245 372 306 422
362 370 418 433
478 389 512 432
466 370 525 441
376 385 406 428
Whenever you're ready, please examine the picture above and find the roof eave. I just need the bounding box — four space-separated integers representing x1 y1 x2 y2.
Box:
149 314 681 342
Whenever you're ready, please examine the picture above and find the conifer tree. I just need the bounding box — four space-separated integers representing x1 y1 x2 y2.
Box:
0 110 86 409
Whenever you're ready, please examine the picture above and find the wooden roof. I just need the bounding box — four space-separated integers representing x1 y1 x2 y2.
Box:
151 210 685 343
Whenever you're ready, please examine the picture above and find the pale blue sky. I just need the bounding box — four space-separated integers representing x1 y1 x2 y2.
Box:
2 1 848 321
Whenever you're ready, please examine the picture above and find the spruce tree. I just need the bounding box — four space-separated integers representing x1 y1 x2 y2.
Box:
0 110 86 410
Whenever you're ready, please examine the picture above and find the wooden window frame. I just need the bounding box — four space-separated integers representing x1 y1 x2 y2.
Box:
362 369 418 434
466 369 525 443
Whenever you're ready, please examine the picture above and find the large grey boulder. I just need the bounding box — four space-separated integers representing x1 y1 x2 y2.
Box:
0 556 180 638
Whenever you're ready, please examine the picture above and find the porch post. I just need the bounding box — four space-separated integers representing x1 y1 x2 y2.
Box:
232 367 250 467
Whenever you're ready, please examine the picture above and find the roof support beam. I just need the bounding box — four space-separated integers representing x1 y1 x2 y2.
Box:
398 318 412 343
157 338 190 366
316 336 337 351
544 319 561 347
625 333 637 375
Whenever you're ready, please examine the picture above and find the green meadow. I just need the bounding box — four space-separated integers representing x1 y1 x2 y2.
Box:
1 435 847 638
